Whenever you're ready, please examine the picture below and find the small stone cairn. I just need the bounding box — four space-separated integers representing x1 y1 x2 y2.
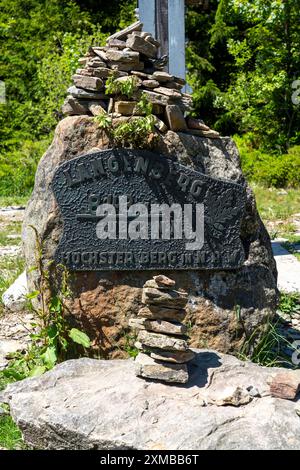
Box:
62 20 219 137
129 275 195 384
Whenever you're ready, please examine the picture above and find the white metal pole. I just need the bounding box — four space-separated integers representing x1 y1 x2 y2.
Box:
168 0 186 80
138 0 156 36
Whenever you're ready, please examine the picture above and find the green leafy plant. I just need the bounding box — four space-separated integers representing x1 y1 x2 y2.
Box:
186 0 300 152
235 135 300 188
279 292 300 316
94 112 112 130
94 93 156 148
113 114 156 148
1 226 91 382
0 0 136 199
105 74 139 99
123 332 139 359
136 92 153 116
0 415 25 450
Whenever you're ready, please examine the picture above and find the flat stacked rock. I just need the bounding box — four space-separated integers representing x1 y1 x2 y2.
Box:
130 275 194 384
62 20 220 138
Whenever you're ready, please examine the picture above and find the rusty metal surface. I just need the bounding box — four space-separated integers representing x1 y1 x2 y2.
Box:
52 149 246 271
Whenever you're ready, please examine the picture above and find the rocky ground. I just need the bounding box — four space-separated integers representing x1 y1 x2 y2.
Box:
1 351 300 450
266 212 300 242
0 206 34 371
0 206 24 258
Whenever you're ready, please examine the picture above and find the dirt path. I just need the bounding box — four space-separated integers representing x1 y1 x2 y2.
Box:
272 242 300 293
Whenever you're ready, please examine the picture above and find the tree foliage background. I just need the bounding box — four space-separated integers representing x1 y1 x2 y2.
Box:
0 0 300 195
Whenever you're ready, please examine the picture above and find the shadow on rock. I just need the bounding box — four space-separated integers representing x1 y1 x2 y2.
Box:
186 350 222 388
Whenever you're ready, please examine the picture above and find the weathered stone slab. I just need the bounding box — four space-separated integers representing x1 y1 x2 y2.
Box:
153 116 168 133
143 279 175 289
152 71 174 82
176 95 193 113
88 103 106 116
129 317 187 336
153 274 176 287
126 34 157 58
75 68 94 76
88 57 107 68
105 49 140 63
72 75 104 92
131 71 149 79
109 62 144 72
135 353 188 383
187 117 210 131
137 305 186 322
268 371 300 400
114 101 140 115
174 76 186 86
62 96 107 116
187 129 221 139
208 385 252 407
137 330 188 351
154 87 182 99
145 35 160 48
91 49 108 62
67 86 106 100
106 20 142 42
164 81 183 91
165 105 187 131
62 96 89 116
149 348 195 364
142 287 188 309
142 79 160 89
136 89 171 106
78 57 88 66
2 352 300 450
106 39 127 49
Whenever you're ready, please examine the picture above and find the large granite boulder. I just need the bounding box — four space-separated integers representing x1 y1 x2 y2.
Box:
22 116 278 357
1 350 299 450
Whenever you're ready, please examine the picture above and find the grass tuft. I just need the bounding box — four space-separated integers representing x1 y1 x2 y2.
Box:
251 184 300 222
0 415 25 450
0 196 29 208
238 320 297 368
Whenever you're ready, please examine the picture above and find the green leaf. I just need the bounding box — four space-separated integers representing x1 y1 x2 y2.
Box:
3 368 25 381
26 290 40 299
42 346 57 369
29 365 46 377
59 336 68 351
49 296 62 313
28 265 38 273
69 328 91 348
47 324 58 340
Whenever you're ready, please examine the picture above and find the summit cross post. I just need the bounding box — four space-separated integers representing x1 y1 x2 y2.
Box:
138 0 186 82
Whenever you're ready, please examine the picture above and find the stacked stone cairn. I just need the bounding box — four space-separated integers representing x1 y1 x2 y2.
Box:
62 21 220 137
129 275 195 384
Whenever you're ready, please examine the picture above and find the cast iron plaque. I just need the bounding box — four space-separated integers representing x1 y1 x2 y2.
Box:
52 149 246 271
